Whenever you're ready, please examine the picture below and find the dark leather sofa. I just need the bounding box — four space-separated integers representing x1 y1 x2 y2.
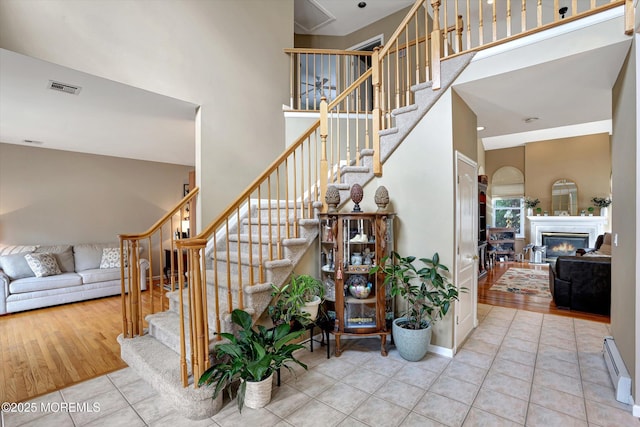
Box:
550 255 611 315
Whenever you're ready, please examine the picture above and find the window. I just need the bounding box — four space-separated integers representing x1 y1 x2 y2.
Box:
493 197 525 238
491 166 525 239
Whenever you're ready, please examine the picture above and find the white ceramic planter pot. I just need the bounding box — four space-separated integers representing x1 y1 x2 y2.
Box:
600 206 608 217
301 295 322 321
392 317 432 362
243 373 274 409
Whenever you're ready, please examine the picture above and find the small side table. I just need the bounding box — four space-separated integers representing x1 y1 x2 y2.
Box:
163 249 188 281
276 319 332 386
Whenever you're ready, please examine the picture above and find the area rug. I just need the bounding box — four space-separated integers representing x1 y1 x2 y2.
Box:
490 267 552 298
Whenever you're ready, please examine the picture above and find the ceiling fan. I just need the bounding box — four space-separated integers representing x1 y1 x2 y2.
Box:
300 76 337 98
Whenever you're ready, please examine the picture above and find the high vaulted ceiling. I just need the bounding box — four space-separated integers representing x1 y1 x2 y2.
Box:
294 0 414 36
0 2 632 166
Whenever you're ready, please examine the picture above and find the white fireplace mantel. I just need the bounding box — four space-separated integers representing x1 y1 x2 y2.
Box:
528 216 607 247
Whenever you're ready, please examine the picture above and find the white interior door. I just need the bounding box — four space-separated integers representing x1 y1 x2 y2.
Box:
454 152 478 350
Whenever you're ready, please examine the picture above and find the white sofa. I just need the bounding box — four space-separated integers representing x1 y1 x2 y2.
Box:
0 243 149 315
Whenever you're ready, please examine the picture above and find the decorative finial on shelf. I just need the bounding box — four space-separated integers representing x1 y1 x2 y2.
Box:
350 184 363 212
374 186 389 212
325 185 340 213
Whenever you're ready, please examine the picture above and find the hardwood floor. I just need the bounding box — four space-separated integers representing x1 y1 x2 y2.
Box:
479 261 610 323
1 264 608 404
0 288 166 404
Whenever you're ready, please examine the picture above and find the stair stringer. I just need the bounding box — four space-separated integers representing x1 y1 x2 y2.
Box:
379 52 476 164
331 53 475 204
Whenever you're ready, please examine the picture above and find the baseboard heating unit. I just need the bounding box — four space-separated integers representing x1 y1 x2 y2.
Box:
603 336 632 404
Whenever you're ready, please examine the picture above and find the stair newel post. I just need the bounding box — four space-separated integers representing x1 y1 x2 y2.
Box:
119 237 130 337
625 0 634 35
430 0 442 90
456 15 464 53
372 47 383 177
130 239 142 335
176 239 189 387
192 240 208 387
320 96 329 212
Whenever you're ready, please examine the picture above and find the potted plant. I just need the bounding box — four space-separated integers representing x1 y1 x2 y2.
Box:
198 309 307 412
591 196 612 217
268 274 325 328
535 207 543 216
588 206 595 216
371 251 461 361
524 197 540 216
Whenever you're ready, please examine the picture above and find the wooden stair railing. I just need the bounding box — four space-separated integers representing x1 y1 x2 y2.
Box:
119 187 199 338
285 48 374 111
291 0 634 173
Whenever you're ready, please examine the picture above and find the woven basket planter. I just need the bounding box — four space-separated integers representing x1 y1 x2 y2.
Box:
243 373 274 409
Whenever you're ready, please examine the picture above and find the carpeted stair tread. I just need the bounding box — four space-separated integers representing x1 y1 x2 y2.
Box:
146 311 218 355
118 333 222 419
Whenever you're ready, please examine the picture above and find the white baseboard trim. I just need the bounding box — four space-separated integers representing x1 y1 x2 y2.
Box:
428 344 454 358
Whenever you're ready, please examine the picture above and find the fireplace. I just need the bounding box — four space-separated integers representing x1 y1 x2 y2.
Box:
528 215 606 248
542 232 589 257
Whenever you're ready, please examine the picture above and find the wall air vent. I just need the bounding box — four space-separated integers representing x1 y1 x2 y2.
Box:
48 80 82 95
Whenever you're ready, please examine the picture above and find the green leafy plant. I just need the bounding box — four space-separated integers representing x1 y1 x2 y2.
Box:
371 252 463 330
535 207 543 214
591 197 612 208
588 207 595 213
268 274 324 327
198 309 307 412
524 197 540 208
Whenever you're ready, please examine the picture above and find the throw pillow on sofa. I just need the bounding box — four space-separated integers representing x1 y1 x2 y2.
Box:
24 253 62 277
35 245 75 273
100 247 124 269
0 253 36 280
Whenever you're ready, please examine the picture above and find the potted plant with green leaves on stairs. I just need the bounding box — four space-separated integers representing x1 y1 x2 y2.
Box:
268 274 325 329
371 251 463 361
198 309 308 412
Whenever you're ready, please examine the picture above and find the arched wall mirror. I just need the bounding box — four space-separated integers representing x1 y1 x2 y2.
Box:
551 179 578 215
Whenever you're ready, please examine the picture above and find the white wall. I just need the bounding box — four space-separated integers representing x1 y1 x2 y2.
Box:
343 90 457 348
0 0 294 229
0 143 191 245
611 35 639 406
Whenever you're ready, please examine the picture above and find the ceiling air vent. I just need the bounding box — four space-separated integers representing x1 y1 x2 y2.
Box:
294 0 335 33
48 80 82 95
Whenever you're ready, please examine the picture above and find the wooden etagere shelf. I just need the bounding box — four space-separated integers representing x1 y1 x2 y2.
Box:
487 227 516 261
318 211 395 357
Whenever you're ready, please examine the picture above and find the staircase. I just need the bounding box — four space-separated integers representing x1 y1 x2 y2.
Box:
118 53 474 421
117 0 632 420
118 203 320 418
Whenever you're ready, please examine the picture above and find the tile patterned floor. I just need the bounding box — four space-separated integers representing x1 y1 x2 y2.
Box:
3 304 638 426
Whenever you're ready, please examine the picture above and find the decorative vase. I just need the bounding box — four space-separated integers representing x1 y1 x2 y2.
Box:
600 206 608 217
374 186 389 212
350 184 363 212
347 274 371 299
392 318 432 361
351 252 363 265
301 295 322 321
243 373 274 409
325 185 340 213
526 207 533 217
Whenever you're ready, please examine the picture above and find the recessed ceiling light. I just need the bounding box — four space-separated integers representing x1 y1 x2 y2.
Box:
477 126 485 131
358 2 367 8
524 117 539 123
487 0 494 4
